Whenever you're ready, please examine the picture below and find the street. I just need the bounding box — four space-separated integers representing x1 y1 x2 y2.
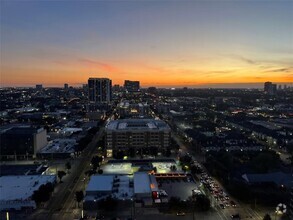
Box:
28 126 105 220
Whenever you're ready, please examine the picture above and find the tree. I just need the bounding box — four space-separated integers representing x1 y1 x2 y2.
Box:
168 197 181 211
85 169 96 177
263 214 272 220
91 156 103 171
180 154 192 165
191 165 202 175
45 182 54 193
165 148 171 157
32 182 54 205
193 194 210 212
128 147 135 158
182 165 187 172
149 147 158 157
168 197 187 212
57 170 66 183
251 151 280 173
75 191 84 208
170 165 177 171
65 161 71 173
114 150 124 159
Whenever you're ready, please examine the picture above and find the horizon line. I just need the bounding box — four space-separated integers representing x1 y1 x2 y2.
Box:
1 82 293 89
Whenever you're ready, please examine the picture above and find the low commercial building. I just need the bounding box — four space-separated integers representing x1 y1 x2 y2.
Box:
0 164 48 176
37 138 76 159
134 172 158 206
85 175 114 197
134 172 152 199
0 175 56 211
105 119 171 157
84 172 159 209
242 172 293 188
0 126 47 160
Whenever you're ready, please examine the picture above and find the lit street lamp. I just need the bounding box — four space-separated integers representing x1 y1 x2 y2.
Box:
275 203 286 220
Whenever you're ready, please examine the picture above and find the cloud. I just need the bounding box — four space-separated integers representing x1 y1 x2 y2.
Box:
226 54 259 65
53 61 68 66
266 67 292 73
78 58 119 73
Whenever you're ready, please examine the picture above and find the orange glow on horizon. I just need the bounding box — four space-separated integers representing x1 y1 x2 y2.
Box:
1 58 292 87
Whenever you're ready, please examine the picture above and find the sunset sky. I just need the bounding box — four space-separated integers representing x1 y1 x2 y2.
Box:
1 0 293 88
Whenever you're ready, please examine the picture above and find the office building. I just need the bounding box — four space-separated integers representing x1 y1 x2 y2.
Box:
35 84 43 90
124 80 140 93
112 84 122 92
0 126 48 159
88 78 112 103
284 84 288 90
105 119 171 157
117 100 150 118
264 82 277 95
64 83 69 90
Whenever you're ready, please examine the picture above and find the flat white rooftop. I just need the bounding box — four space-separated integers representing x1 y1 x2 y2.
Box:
0 175 56 201
86 175 114 192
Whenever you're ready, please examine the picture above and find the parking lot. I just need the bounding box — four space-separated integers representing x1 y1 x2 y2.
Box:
102 163 134 174
152 162 181 173
157 176 197 200
102 161 182 175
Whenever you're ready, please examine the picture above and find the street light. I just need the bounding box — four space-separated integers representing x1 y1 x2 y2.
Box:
275 203 286 220
191 191 196 220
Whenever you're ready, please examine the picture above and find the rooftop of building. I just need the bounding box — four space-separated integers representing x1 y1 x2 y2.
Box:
1 126 44 135
88 78 111 81
242 172 293 188
134 172 151 194
38 138 76 154
118 101 148 108
0 175 56 201
0 164 48 176
86 175 114 192
106 119 170 131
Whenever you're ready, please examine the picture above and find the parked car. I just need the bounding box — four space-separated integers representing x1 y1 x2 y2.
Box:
219 203 225 209
231 214 241 219
176 211 186 216
230 200 237 207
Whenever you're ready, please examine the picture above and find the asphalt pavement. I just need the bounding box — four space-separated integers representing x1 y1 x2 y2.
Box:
28 126 105 220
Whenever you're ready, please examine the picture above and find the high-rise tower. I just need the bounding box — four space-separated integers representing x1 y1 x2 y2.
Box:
88 78 112 103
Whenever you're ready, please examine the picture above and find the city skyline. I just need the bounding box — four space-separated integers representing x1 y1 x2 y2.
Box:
1 0 293 87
